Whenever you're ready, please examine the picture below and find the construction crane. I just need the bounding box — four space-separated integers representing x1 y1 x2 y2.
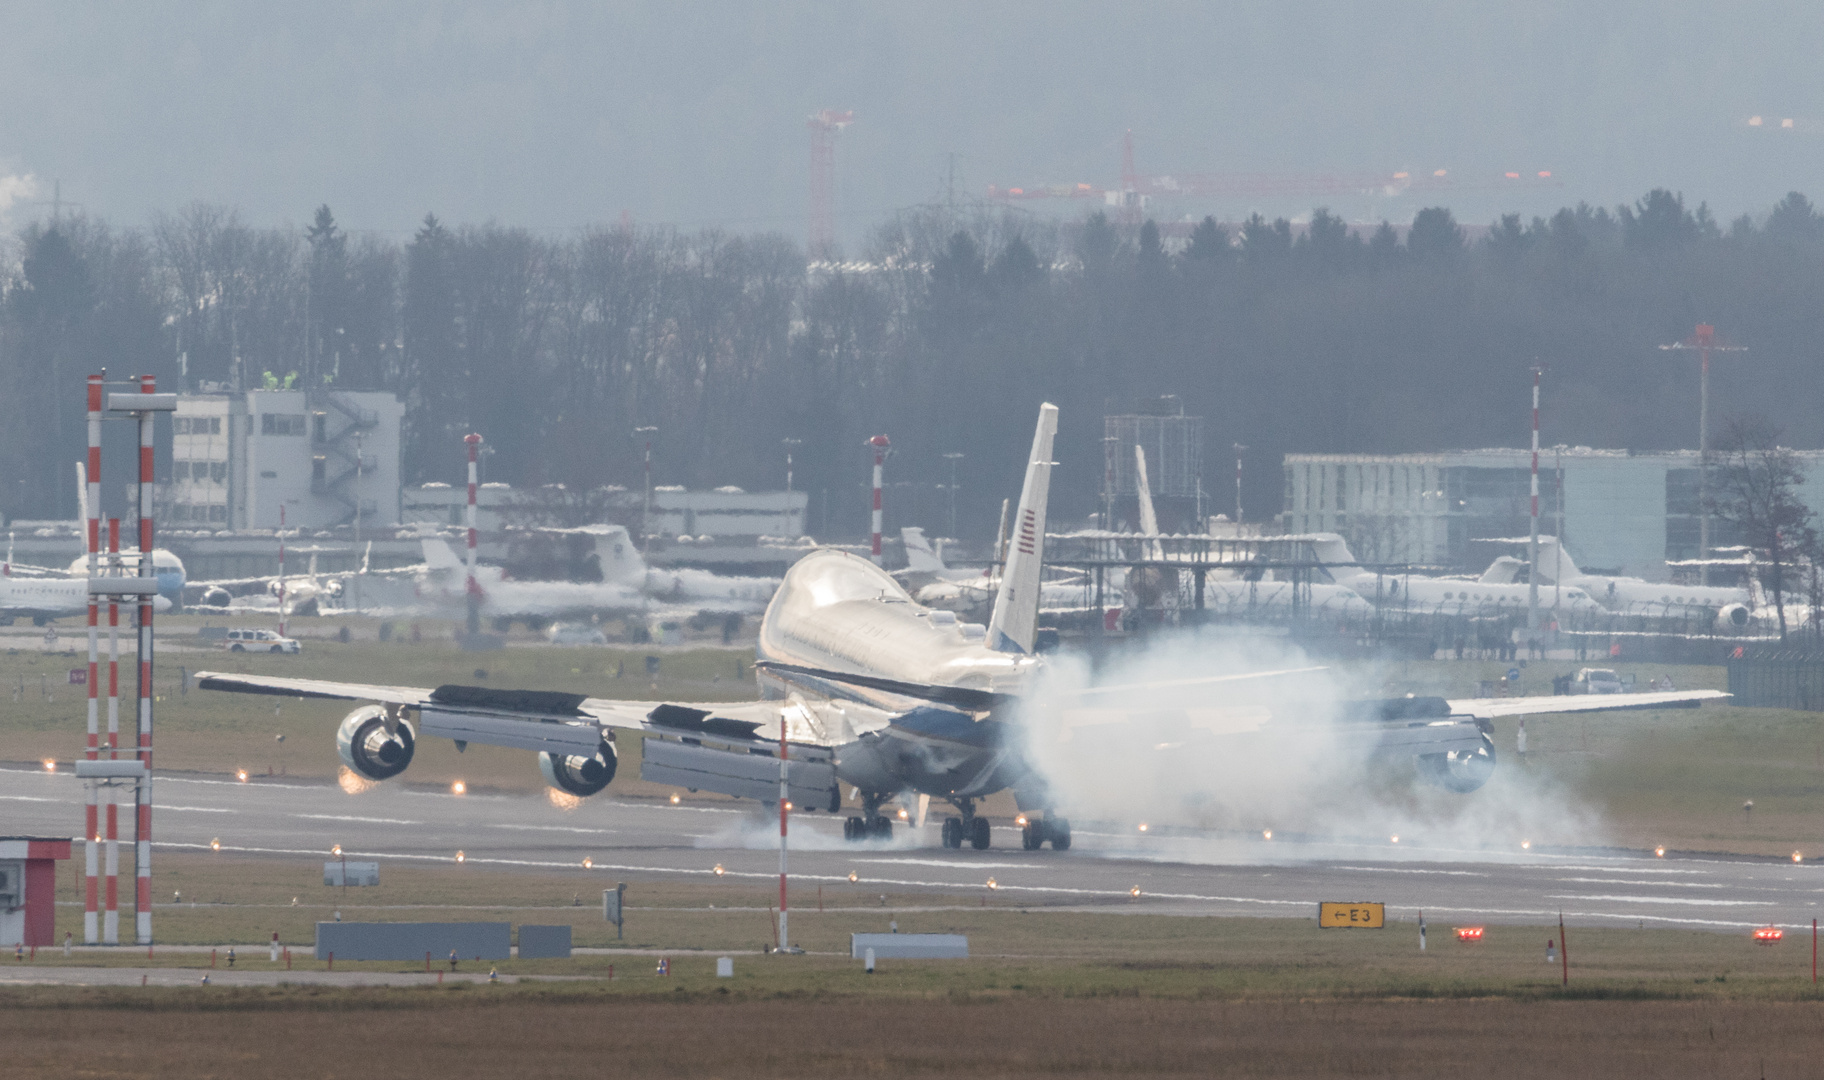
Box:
988 131 1559 224
807 109 855 257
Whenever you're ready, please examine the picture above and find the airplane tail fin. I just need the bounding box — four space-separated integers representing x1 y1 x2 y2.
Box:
901 527 946 573
1531 536 1580 584
987 403 1058 654
422 537 464 570
1479 555 1526 585
592 526 646 586
1133 445 1164 557
1309 533 1355 567
360 541 372 575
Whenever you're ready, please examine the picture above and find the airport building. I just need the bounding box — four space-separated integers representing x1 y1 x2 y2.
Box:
1281 448 1824 581
166 389 404 532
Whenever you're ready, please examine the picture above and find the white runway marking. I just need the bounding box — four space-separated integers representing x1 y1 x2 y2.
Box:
158 805 236 813
294 814 423 826
488 824 618 835
1549 894 1773 906
1333 865 1489 877
1556 878 1728 888
858 858 1045 870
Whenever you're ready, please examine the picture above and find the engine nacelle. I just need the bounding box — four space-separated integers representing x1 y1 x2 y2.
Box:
539 740 618 797
1417 734 1497 794
1718 603 1752 631
337 705 416 781
200 586 233 608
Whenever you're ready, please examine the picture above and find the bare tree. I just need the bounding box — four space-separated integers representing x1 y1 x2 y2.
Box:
1709 416 1818 639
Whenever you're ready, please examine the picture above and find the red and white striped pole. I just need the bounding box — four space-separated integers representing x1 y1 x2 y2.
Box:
868 435 890 566
464 434 482 636
1528 366 1542 637
83 374 101 944
104 518 121 944
778 725 790 952
134 374 156 945
276 505 287 638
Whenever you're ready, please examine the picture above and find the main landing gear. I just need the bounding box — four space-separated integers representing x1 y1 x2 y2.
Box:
939 799 993 850
843 794 893 842
1020 815 1071 851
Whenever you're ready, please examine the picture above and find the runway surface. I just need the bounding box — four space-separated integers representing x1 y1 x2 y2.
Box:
3 763 1820 932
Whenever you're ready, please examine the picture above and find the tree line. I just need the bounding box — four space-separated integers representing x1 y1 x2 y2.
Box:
4 190 1824 545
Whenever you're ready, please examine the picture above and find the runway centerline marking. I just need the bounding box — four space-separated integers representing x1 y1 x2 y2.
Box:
159 805 236 813
294 814 422 825
1556 877 1728 888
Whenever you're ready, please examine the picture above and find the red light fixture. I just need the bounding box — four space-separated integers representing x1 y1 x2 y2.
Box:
1455 926 1485 942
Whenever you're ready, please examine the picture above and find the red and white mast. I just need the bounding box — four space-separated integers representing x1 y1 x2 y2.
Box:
133 373 158 945
868 435 890 566
1528 366 1541 638
464 434 483 636
83 374 101 944
276 505 287 638
104 518 121 944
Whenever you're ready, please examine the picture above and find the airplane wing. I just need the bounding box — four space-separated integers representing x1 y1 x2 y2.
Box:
192 671 860 746
194 669 874 808
1445 690 1730 719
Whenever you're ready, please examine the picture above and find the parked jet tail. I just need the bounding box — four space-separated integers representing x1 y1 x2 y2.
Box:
421 537 464 571
901 527 946 574
987 403 1057 654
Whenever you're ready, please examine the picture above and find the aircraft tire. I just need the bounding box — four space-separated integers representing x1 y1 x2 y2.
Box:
843 816 861 841
1049 818 1071 851
871 817 893 842
941 818 962 848
970 817 991 850
1022 820 1042 850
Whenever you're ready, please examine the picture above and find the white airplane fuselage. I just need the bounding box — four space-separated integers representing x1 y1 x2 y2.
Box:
757 548 1040 801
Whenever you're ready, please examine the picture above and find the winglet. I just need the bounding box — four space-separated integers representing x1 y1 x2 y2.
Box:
901 527 946 573
987 403 1058 654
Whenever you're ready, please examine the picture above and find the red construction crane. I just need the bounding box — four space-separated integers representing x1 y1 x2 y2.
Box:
989 130 1558 217
807 109 854 257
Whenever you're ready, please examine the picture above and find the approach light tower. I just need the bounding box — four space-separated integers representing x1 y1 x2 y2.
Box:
1659 325 1747 585
807 109 854 258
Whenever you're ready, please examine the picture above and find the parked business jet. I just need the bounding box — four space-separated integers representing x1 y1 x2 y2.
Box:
1522 536 1754 630
1310 535 1606 616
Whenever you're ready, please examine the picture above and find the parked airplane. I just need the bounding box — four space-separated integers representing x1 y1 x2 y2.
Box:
1310 535 1606 616
1518 536 1754 630
406 525 777 623
1 572 172 625
901 526 1093 615
1122 447 1374 621
196 405 1727 851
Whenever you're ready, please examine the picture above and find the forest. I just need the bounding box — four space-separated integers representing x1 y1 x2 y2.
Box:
2 190 1822 543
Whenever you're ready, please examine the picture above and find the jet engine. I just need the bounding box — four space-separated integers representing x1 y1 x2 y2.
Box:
1717 604 1752 631
1417 734 1496 794
539 740 618 797
200 585 233 608
336 705 416 781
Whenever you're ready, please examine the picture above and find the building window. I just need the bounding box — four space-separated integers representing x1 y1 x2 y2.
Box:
208 505 227 523
261 414 306 436
312 456 327 481
172 462 189 482
313 413 328 442
174 416 222 435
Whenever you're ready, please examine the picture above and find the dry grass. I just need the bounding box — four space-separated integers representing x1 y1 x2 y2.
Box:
3 995 1822 1078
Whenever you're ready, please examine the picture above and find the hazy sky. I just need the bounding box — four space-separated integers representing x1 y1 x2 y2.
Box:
2 2 1820 246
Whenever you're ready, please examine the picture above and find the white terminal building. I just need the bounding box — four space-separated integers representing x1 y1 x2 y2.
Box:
166 389 404 531
1282 448 1824 581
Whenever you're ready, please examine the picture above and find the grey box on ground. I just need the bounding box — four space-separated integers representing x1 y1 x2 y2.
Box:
517 924 572 959
323 861 379 887
850 933 968 959
315 921 510 961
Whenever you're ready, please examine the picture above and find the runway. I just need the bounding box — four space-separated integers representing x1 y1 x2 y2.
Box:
3 763 1820 932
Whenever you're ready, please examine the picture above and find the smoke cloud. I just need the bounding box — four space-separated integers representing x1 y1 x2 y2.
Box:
1019 628 1603 864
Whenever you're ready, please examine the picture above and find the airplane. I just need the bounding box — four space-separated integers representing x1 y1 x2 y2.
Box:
1309 534 1606 616
1 568 173 625
1121 445 1375 621
408 525 778 622
190 548 346 616
901 526 1094 616
195 404 1728 851
1516 536 1755 630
